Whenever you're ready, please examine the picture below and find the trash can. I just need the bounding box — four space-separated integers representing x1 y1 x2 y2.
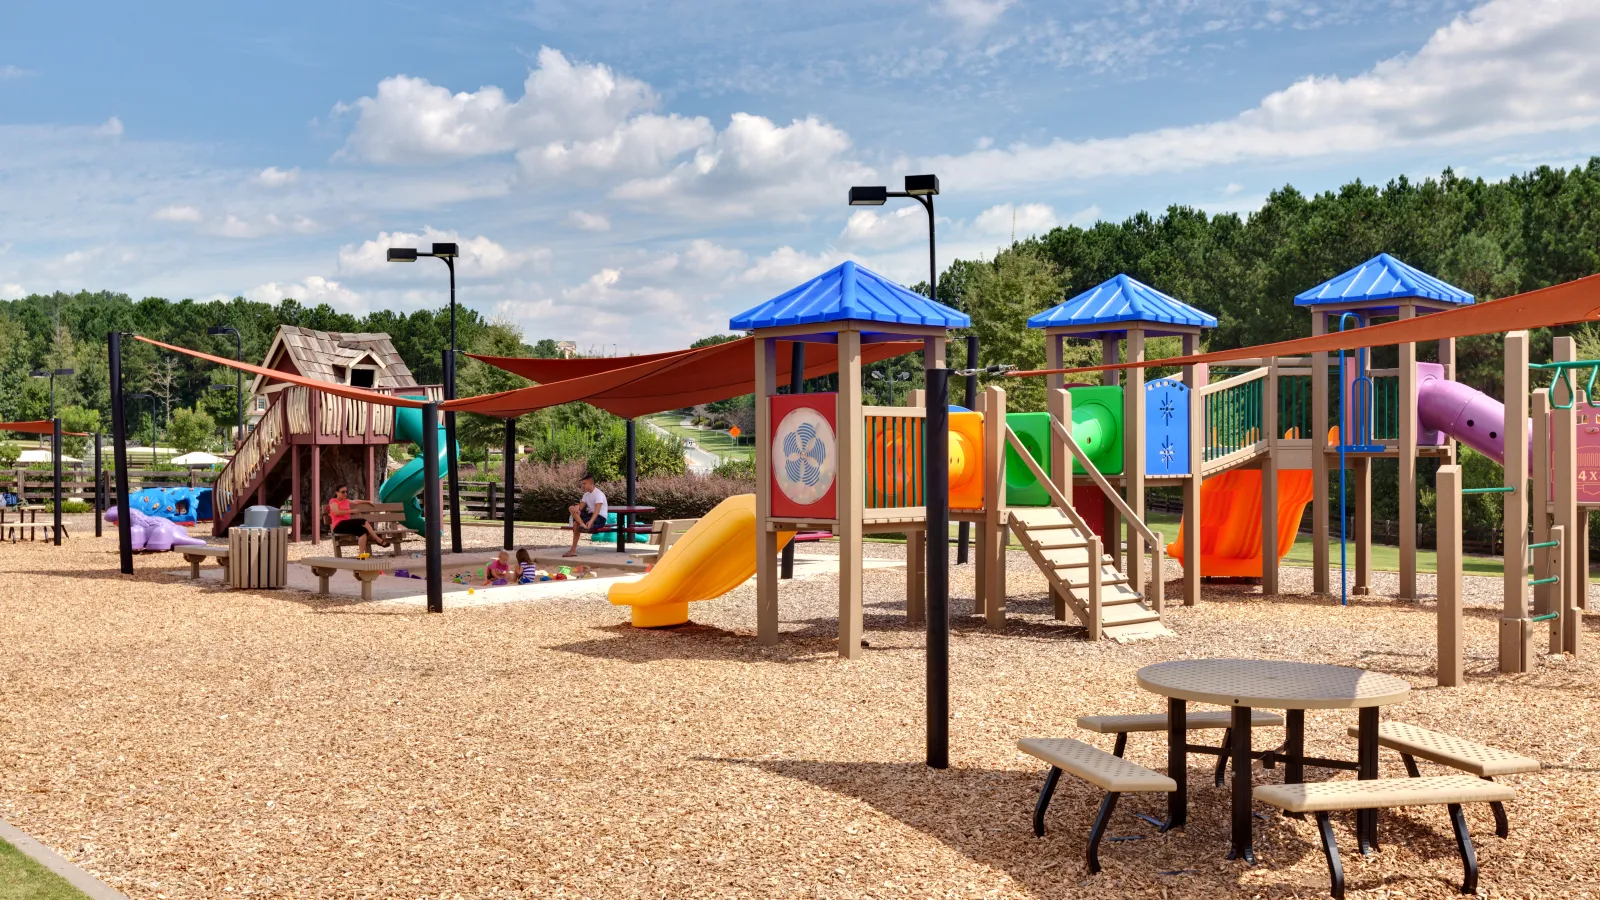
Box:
241 505 279 529
229 526 288 589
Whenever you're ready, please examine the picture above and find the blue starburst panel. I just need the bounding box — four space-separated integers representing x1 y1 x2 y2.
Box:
770 392 838 519
1144 379 1190 475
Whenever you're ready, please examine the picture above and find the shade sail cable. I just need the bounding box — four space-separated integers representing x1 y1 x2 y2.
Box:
132 335 429 408
1006 272 1600 379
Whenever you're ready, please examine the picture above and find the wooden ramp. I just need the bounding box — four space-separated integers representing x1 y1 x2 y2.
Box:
1007 506 1171 642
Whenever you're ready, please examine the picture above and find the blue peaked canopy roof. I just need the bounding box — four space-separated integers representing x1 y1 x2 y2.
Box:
1294 253 1474 308
728 260 971 331
1026 273 1217 338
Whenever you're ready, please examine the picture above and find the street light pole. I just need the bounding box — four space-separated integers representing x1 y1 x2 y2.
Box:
30 367 75 420
208 326 242 446
389 242 463 553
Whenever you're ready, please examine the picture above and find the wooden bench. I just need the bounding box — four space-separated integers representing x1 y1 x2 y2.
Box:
180 544 231 580
327 503 414 558
1079 709 1285 784
300 553 495 602
650 519 698 557
1346 721 1537 838
1017 737 1176 874
1254 776 1515 898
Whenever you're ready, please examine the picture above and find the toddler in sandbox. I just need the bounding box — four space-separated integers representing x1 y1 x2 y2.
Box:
486 550 513 585
515 548 539 584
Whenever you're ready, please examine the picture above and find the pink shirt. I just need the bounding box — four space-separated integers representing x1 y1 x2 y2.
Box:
328 498 351 527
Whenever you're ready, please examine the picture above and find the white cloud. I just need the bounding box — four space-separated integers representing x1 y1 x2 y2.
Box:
518 112 713 177
924 0 1600 189
97 116 123 139
338 227 549 277
683 239 747 275
335 47 661 165
1222 182 1244 196
935 0 1015 30
257 166 299 187
245 275 362 309
735 246 848 287
612 113 873 217
150 204 203 223
0 283 24 300
567 210 611 232
973 202 1058 237
841 205 931 249
0 65 34 80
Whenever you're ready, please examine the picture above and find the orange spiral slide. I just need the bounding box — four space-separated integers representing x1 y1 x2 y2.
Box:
1166 469 1315 578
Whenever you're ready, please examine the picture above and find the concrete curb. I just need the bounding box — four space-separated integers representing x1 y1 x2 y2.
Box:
0 818 129 899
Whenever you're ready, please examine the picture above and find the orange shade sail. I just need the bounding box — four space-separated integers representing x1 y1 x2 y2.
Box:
1010 271 1600 378
0 420 89 436
455 336 923 419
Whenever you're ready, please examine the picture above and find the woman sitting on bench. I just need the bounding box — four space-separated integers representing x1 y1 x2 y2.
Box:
328 485 390 555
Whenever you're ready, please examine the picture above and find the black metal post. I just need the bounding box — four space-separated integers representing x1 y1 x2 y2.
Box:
443 347 462 554
925 367 950 769
51 417 62 545
619 418 637 553
1229 704 1255 863
422 402 443 613
1165 697 1187 830
502 417 516 551
108 333 133 573
957 335 977 564
93 432 102 537
781 342 804 579
1357 705 1379 854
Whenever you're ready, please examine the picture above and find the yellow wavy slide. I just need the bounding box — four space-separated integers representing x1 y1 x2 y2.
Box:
609 494 794 627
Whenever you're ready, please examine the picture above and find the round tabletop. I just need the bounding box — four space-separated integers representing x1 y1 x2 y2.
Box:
1137 659 1410 710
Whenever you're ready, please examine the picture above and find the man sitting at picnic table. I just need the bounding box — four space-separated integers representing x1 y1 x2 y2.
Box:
565 473 607 557
328 484 390 555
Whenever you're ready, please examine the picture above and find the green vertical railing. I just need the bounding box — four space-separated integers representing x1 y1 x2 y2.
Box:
1371 375 1400 441
1277 374 1313 440
1204 376 1264 462
865 414 924 508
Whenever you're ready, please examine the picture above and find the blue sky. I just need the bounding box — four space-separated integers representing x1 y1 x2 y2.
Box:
3 0 1598 352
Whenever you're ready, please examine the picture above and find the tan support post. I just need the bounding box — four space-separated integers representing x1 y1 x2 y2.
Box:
1085 534 1102 641
984 383 1007 628
837 329 864 659
1181 332 1202 606
1553 336 1580 650
906 386 927 625
1500 331 1532 674
1262 357 1280 595
1047 387 1070 620
1398 303 1418 601
755 337 780 645
1046 332 1064 394
1101 338 1121 573
1436 464 1463 687
1310 312 1330 594
1124 329 1146 598
1531 390 1552 620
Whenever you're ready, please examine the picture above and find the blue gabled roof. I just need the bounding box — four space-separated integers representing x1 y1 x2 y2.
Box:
1026 274 1217 335
729 260 970 331
1294 253 1474 307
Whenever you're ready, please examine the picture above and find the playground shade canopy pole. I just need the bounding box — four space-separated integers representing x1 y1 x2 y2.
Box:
109 332 134 574
1007 271 1600 378
503 417 516 551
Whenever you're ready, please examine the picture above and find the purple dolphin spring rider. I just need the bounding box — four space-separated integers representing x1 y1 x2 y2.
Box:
103 506 208 552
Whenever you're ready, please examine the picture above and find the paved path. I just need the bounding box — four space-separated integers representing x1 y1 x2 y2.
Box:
646 419 719 473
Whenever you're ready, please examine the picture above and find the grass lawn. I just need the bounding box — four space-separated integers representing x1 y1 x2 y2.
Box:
0 838 88 900
644 414 753 461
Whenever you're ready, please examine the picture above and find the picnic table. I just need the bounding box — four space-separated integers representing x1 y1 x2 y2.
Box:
608 504 655 553
1137 658 1411 863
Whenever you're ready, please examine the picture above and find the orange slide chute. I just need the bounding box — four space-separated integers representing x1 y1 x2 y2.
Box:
1167 469 1315 578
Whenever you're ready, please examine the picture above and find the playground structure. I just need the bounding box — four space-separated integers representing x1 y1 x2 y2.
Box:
209 326 447 541
127 486 213 524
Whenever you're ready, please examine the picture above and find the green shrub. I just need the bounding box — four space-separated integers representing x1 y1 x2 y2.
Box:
524 421 685 482
711 456 755 479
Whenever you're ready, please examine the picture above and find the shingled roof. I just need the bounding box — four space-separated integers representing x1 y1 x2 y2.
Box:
249 326 418 395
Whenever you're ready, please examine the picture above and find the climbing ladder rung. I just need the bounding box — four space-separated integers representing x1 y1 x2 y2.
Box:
1050 557 1116 571
1061 575 1131 590
1031 537 1091 551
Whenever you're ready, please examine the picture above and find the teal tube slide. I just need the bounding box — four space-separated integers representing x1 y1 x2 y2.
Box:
378 403 453 532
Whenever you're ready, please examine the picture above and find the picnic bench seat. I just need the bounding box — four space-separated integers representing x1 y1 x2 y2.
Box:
1079 709 1285 784
326 502 414 558
300 553 496 602
180 544 231 580
1017 737 1176 874
1254 776 1515 898
1346 721 1537 838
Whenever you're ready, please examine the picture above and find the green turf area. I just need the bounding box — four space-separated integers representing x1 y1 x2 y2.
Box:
644 414 752 461
0 837 90 900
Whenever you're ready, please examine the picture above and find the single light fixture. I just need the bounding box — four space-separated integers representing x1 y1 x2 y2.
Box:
29 369 46 378
903 174 940 196
207 383 234 392
431 242 459 258
387 247 419 262
207 325 236 336
849 185 888 206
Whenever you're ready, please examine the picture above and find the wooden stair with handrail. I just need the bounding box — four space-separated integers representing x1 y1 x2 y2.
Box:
1004 414 1171 642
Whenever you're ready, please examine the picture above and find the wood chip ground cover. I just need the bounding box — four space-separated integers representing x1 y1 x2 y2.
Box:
0 524 1595 898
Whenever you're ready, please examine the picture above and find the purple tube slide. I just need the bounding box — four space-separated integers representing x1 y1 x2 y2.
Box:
1416 362 1530 466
